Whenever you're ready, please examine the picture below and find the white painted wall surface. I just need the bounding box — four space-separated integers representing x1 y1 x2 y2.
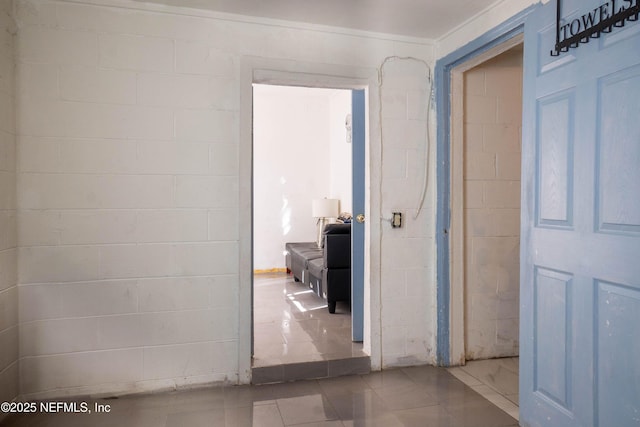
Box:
253 85 350 271
463 49 522 360
329 90 352 215
14 0 435 398
0 0 17 414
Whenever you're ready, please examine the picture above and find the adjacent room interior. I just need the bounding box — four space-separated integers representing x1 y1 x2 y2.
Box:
447 44 523 421
251 84 367 381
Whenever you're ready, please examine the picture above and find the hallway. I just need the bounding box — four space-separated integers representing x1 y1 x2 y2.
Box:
0 366 518 427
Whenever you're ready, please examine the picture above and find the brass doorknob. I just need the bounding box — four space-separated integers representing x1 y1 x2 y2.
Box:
356 214 365 223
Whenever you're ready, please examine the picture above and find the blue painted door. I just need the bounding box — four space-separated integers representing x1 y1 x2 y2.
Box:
351 90 365 342
520 2 640 426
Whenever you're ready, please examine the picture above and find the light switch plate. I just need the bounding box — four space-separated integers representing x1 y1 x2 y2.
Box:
392 212 402 228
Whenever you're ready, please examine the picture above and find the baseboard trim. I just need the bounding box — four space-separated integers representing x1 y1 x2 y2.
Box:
254 268 287 274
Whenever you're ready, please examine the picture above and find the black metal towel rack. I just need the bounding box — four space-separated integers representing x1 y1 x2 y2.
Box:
551 1 639 56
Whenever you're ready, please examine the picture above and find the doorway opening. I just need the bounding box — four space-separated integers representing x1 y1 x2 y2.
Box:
251 84 368 383
447 40 523 419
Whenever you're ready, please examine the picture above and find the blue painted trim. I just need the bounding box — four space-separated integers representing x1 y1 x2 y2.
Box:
434 4 539 366
352 89 365 342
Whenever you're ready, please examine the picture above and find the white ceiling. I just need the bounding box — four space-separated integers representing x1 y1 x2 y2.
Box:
132 0 499 40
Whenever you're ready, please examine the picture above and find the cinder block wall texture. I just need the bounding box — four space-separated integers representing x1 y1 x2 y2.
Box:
463 48 522 360
13 0 436 398
0 0 17 412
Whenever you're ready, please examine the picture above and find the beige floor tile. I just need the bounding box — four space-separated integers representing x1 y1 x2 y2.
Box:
1 366 518 427
253 273 365 368
447 358 520 422
276 394 338 425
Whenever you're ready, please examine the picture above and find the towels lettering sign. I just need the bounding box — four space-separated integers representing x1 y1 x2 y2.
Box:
551 0 639 56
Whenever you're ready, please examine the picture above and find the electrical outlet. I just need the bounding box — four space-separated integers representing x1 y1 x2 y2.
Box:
392 212 402 228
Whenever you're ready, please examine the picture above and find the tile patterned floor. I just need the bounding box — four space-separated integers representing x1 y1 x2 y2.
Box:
448 357 519 421
1 273 520 426
252 273 366 368
0 366 519 427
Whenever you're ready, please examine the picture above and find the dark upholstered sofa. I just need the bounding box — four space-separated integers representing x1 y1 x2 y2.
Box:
285 223 351 313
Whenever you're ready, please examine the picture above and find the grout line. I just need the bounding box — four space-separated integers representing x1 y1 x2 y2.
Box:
447 367 483 386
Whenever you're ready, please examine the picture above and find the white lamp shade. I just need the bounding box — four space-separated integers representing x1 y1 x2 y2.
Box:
312 198 339 218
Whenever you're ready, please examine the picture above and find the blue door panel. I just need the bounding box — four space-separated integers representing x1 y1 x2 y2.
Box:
533 267 573 411
596 66 640 234
596 281 640 425
521 1 640 426
536 91 575 228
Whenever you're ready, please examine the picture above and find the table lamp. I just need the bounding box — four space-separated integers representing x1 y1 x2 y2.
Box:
312 198 339 248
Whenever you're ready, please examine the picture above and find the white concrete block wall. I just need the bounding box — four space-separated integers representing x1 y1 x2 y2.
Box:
0 0 17 413
14 0 435 397
15 0 243 398
378 59 436 367
463 49 522 360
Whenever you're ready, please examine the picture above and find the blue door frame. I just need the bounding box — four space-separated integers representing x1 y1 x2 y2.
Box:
434 6 536 366
351 89 365 342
